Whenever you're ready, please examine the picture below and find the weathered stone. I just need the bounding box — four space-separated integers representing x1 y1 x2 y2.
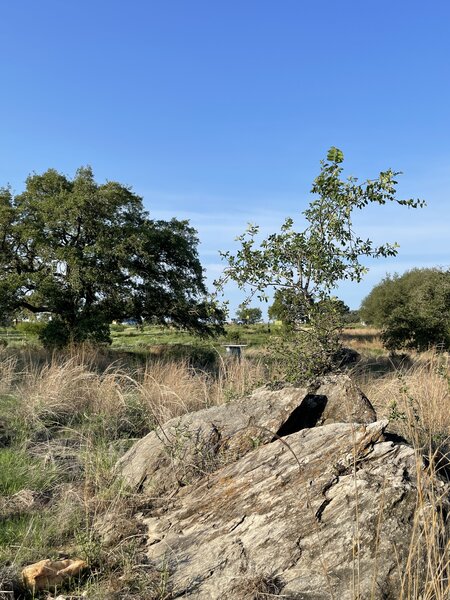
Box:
141 420 449 599
312 372 376 425
117 374 376 494
21 559 87 593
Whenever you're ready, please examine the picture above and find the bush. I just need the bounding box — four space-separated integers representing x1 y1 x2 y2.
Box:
226 330 242 343
342 309 361 325
159 344 218 368
361 268 450 351
39 317 112 348
16 321 46 337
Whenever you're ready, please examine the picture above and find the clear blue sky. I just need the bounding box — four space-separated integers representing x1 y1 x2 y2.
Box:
1 1 448 315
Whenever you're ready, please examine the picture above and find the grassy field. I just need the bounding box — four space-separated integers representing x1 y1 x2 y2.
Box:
0 322 378 352
0 328 449 598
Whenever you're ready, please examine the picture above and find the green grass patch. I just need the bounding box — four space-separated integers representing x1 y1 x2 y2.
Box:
0 322 278 355
0 448 61 496
0 502 85 565
0 395 34 446
0 512 51 564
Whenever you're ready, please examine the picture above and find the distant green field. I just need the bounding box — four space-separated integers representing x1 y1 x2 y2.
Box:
0 327 28 346
0 322 276 352
111 323 274 349
0 322 380 360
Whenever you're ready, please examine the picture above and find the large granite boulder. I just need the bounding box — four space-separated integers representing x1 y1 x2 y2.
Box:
141 420 449 599
117 374 376 494
115 374 449 599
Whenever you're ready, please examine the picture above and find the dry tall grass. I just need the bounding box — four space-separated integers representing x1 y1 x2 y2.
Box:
354 350 450 599
0 348 268 435
341 327 384 354
0 346 449 599
360 351 450 445
0 349 269 597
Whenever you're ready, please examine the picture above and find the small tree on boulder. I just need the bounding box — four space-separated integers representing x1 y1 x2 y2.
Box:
217 147 424 381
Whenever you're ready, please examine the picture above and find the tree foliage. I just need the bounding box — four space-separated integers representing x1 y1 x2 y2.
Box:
217 147 424 380
268 289 308 326
342 309 361 325
236 304 262 325
360 268 450 351
269 289 349 328
0 167 224 346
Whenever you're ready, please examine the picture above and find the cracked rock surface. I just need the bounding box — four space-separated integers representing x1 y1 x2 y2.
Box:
141 420 448 599
117 374 376 494
116 375 449 599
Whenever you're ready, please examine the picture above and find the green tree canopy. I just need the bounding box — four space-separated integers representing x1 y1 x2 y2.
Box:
0 167 224 346
268 289 309 326
360 268 450 351
236 305 262 325
268 290 349 328
217 147 424 380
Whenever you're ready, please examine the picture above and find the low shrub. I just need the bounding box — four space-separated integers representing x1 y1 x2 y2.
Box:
16 321 46 337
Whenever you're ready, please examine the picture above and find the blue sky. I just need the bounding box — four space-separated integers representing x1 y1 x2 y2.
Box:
1 1 448 315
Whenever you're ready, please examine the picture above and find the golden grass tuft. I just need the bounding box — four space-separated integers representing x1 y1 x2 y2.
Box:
0 354 17 396
360 351 450 445
0 350 268 436
341 327 384 354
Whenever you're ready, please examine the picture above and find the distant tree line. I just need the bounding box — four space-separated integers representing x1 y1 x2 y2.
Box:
266 267 449 352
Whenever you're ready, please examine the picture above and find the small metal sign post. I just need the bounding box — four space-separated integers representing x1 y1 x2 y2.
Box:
223 344 247 362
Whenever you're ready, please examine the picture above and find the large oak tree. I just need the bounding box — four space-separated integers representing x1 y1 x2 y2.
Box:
0 167 223 346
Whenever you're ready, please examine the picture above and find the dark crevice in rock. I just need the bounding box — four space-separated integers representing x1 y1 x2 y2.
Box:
137 475 148 493
272 394 328 440
401 467 411 483
315 497 332 523
383 431 409 445
322 476 339 495
229 515 246 532
315 476 338 523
